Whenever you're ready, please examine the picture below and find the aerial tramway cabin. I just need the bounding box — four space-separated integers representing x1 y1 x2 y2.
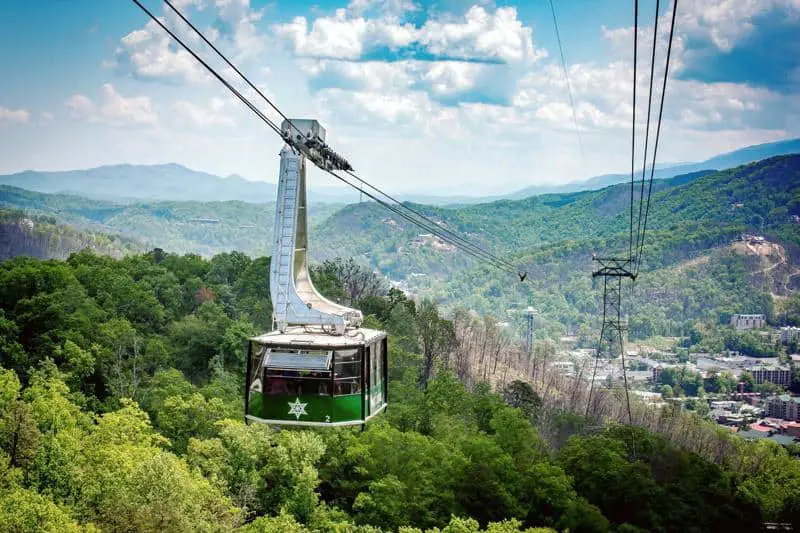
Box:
245 327 387 426
244 118 388 428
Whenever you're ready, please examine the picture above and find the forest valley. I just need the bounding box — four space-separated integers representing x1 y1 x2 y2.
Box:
2 249 800 533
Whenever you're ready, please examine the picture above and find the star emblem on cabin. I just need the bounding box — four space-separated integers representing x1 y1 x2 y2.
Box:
288 398 308 420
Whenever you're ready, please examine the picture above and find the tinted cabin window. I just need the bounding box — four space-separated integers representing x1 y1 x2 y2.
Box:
369 341 382 412
334 348 361 395
263 349 332 396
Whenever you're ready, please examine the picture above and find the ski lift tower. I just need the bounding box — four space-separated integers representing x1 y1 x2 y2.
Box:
245 119 388 427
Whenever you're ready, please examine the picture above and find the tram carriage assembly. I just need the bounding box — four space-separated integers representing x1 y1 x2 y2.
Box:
245 118 388 427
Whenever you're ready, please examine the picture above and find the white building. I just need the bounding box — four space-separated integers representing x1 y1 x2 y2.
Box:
780 326 800 344
751 365 791 387
730 314 766 330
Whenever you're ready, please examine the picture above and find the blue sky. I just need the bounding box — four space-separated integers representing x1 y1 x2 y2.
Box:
0 0 798 195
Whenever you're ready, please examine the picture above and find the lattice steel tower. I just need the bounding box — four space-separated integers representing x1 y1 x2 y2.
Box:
585 257 634 421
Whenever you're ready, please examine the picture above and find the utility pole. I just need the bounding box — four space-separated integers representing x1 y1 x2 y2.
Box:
586 256 635 425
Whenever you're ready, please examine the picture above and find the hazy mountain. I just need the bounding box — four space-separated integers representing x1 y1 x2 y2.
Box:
0 185 342 257
1 137 797 208
504 137 800 201
0 163 359 205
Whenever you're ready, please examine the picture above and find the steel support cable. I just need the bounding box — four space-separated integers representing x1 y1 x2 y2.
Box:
635 0 679 278
342 169 522 274
130 0 283 138
629 0 639 262
160 0 304 142
162 0 523 277
335 174 519 275
131 0 526 279
633 0 660 264
326 169 520 275
548 0 585 166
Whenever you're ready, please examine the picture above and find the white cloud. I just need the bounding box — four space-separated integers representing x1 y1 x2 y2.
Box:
418 6 542 63
117 19 209 84
115 0 266 84
347 0 417 17
213 0 266 58
302 59 413 92
677 0 800 52
66 84 158 127
274 10 416 59
173 97 236 127
275 4 543 64
316 88 434 126
0 107 30 125
420 61 483 95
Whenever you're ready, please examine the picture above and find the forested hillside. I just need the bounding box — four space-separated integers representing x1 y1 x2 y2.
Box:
2 250 799 532
316 155 800 278
0 186 341 257
0 209 140 261
4 155 799 341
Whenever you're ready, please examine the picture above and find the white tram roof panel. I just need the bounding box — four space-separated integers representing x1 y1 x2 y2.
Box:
250 326 386 347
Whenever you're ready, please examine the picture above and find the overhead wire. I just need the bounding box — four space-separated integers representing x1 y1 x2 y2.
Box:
130 0 525 279
635 0 679 277
160 0 304 142
342 169 522 273
129 0 283 138
547 0 585 167
633 0 660 267
329 169 520 275
628 0 639 262
160 0 521 275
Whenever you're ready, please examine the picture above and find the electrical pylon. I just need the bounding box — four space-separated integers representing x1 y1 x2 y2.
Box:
585 256 634 424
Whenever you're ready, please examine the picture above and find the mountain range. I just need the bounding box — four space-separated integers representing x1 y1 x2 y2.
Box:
1 138 798 206
2 152 799 333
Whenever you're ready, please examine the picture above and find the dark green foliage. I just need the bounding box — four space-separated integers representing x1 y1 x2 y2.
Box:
0 249 797 532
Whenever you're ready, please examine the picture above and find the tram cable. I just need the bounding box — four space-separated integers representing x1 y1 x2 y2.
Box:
159 0 521 276
130 0 283 137
130 0 527 280
342 169 522 274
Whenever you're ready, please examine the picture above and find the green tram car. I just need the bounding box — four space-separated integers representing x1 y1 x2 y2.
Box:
245 327 387 427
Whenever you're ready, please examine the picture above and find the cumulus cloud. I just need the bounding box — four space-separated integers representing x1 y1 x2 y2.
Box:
0 107 30 125
677 0 800 52
212 0 266 58
116 19 209 84
275 4 543 64
173 97 237 128
347 0 417 17
417 6 542 63
114 0 266 84
274 10 416 60
66 84 158 127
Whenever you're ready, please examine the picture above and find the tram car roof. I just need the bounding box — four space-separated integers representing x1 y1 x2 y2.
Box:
250 326 386 347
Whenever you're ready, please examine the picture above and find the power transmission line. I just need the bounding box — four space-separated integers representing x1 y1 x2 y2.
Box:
547 0 585 166
629 0 639 262
633 0 660 266
635 0 679 277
